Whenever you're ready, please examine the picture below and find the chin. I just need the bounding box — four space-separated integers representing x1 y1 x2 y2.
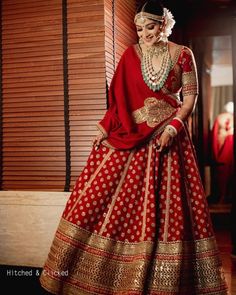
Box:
144 41 155 47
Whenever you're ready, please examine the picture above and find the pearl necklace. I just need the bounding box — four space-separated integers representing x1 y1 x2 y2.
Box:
141 42 172 91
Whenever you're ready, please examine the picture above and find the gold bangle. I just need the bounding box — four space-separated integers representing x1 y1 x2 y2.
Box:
164 125 177 137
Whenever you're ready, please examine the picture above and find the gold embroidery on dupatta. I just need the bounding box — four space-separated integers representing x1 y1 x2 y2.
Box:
99 150 135 235
161 86 182 104
163 151 172 242
141 143 153 241
66 149 114 219
40 219 228 295
132 97 176 128
96 122 108 138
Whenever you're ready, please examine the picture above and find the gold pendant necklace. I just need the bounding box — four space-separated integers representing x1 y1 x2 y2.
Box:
141 43 172 91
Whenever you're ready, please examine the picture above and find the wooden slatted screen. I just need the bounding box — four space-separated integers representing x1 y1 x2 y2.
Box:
114 1 137 65
67 0 107 188
104 0 115 86
105 0 137 86
1 0 66 191
0 0 137 192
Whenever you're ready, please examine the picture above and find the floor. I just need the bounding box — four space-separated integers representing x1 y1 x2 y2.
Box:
215 228 236 295
211 211 236 295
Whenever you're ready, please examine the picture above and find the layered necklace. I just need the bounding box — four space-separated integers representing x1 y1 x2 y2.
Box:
141 42 172 92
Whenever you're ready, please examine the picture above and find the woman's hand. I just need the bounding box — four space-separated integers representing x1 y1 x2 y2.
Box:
93 133 105 150
155 130 173 152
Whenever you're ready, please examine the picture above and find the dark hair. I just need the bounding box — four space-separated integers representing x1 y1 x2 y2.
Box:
136 0 164 16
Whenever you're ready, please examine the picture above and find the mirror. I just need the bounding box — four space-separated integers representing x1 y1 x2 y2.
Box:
209 35 233 205
203 35 234 211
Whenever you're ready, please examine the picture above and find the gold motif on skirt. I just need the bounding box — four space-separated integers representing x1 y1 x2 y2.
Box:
132 97 176 128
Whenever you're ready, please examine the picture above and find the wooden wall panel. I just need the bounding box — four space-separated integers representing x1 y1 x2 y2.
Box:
1 0 65 191
67 0 107 188
114 1 137 64
104 0 115 85
105 0 137 86
0 0 137 192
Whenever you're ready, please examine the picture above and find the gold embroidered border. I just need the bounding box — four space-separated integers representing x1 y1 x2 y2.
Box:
97 122 108 138
40 219 228 295
101 114 177 151
56 219 221 255
66 149 114 218
141 143 152 240
182 71 198 96
163 150 172 242
99 150 135 235
132 97 177 128
161 86 182 104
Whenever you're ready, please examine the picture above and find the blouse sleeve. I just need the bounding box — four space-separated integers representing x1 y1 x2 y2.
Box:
180 47 199 97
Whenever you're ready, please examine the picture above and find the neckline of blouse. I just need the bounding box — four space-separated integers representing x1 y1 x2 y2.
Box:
133 42 183 72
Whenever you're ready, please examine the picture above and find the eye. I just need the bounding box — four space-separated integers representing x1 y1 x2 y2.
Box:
147 25 155 30
136 28 142 32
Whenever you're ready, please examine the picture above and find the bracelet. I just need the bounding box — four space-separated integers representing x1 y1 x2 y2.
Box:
168 117 184 133
164 125 178 137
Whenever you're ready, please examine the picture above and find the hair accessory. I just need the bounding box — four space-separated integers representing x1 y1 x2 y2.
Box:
162 8 175 42
134 11 164 24
134 2 164 23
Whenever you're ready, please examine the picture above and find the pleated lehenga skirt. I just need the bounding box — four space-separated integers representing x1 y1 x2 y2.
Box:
40 126 228 294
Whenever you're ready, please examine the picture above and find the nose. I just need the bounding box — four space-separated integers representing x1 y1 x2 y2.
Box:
143 28 151 39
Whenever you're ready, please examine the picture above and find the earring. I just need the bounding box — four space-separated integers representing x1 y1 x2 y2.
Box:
139 38 144 45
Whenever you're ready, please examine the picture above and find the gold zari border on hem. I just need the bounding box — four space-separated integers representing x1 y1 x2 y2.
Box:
40 219 228 295
56 218 220 255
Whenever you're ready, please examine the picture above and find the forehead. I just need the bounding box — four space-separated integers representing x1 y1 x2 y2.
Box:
135 18 157 27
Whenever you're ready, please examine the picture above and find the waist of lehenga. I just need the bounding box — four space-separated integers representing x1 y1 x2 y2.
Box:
132 96 180 128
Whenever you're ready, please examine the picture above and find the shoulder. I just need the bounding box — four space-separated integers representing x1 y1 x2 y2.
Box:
182 46 195 59
117 44 139 65
171 43 197 68
121 44 137 59
169 41 194 56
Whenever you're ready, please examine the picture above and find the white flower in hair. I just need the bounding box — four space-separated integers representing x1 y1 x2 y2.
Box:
162 7 176 42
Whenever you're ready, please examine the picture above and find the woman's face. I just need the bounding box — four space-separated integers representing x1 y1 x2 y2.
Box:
135 18 162 47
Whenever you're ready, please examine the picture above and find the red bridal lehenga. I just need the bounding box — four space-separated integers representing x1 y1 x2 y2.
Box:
40 44 228 294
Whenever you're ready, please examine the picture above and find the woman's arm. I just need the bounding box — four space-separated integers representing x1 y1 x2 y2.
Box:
156 47 198 152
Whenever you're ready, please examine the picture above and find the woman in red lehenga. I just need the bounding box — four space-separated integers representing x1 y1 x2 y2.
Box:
211 103 234 203
40 1 228 294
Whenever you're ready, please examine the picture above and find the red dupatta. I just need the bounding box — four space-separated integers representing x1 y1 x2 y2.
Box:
97 44 197 150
